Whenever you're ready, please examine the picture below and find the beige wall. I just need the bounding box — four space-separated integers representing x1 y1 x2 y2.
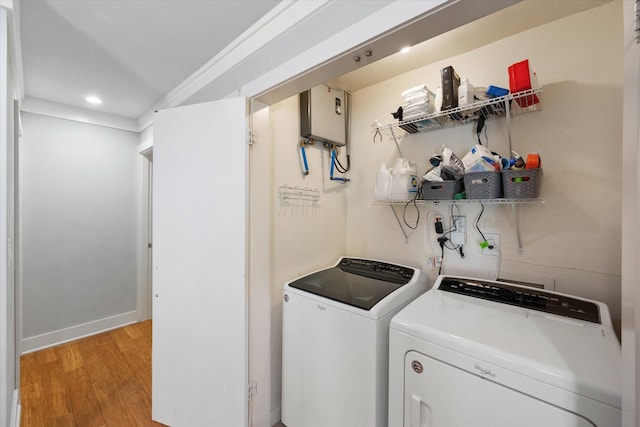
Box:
269 95 349 420
346 1 623 327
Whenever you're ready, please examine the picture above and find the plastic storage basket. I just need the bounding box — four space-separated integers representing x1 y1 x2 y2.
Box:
421 180 464 200
464 171 503 199
502 169 543 198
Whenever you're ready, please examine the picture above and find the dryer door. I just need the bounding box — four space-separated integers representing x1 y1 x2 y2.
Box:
404 351 595 427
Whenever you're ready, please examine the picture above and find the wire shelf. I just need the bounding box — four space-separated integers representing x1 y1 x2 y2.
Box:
372 198 543 205
372 87 542 139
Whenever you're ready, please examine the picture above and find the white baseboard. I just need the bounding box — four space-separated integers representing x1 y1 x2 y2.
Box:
271 406 281 426
10 389 20 427
21 311 139 354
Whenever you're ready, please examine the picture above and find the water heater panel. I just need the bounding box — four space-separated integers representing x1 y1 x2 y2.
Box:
300 84 346 146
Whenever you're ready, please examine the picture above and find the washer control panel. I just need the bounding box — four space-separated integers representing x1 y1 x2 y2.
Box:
439 277 601 323
338 257 415 284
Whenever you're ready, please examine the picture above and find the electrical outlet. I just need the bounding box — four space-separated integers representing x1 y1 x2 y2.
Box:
450 215 466 245
452 216 466 233
482 233 499 256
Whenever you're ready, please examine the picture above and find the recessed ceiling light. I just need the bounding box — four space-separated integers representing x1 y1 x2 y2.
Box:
400 46 411 54
86 96 103 105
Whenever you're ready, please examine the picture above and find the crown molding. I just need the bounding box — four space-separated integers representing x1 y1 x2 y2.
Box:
136 0 331 131
22 97 139 132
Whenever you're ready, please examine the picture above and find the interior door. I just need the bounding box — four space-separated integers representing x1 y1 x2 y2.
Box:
152 97 248 427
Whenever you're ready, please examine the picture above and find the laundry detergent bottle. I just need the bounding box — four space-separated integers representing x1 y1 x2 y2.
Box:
374 162 392 201
390 158 418 200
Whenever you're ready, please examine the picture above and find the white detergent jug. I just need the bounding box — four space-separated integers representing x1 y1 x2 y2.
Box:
390 158 418 200
458 77 475 107
374 162 393 201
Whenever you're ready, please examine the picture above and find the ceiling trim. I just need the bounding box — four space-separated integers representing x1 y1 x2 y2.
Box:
137 0 331 130
22 97 139 132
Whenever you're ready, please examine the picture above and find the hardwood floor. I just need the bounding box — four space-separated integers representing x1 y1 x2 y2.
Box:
20 320 166 427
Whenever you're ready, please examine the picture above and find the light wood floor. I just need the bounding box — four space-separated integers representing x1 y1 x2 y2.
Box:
20 320 166 427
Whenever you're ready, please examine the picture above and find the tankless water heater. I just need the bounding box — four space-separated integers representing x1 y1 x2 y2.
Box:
300 84 346 146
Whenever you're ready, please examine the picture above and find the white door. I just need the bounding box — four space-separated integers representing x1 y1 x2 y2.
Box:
152 97 248 427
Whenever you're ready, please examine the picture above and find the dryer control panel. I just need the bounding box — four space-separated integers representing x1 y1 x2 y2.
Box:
438 277 600 324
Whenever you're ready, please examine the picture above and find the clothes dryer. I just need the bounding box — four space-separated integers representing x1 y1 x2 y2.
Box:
389 275 621 427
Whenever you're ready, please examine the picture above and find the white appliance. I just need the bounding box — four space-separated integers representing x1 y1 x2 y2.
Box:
389 276 621 427
282 257 428 427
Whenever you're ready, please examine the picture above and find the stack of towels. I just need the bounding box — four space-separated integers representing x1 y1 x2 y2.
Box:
400 85 435 121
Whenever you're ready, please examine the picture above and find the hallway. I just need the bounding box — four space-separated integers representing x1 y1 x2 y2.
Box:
20 321 164 427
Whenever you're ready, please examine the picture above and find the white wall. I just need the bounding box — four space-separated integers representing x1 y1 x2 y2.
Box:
268 94 349 422
20 113 139 351
347 1 623 327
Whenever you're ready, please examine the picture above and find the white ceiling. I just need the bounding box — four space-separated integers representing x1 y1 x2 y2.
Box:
18 0 612 124
20 0 281 119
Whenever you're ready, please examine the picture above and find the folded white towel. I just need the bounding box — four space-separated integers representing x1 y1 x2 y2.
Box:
401 84 429 98
403 93 429 103
403 99 430 109
403 104 431 115
403 109 433 121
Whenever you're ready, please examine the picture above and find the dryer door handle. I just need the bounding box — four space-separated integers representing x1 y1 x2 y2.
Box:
410 393 432 427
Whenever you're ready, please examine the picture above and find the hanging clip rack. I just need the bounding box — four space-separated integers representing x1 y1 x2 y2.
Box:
279 185 320 207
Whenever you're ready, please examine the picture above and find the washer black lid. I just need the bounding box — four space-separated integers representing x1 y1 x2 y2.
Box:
288 258 415 311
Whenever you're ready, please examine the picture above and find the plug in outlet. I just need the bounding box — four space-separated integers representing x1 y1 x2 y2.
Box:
450 216 466 245
482 233 499 256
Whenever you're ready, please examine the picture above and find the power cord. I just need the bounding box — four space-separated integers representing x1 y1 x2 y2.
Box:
403 182 423 229
333 149 350 173
432 208 465 276
475 202 494 249
439 204 464 258
437 236 447 275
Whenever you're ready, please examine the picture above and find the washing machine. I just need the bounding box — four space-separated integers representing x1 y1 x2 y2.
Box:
282 257 428 427
389 275 621 427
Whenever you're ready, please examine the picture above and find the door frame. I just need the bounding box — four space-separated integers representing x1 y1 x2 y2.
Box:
136 145 153 321
621 1 640 425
